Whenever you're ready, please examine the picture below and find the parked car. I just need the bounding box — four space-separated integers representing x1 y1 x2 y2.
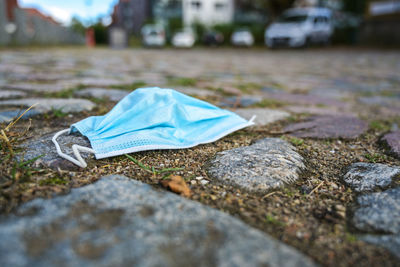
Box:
231 28 254 47
141 24 166 47
172 30 196 48
265 7 333 48
203 31 224 46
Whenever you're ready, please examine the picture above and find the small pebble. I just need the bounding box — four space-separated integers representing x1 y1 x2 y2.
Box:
330 183 338 190
200 180 209 185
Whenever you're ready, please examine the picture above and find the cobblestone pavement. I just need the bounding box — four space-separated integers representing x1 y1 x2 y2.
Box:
0 48 400 266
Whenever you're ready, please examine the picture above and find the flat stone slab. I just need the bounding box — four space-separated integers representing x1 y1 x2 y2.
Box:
352 187 400 234
382 131 400 158
283 115 367 139
0 175 316 267
0 109 41 123
174 87 218 98
0 90 27 99
74 88 129 102
286 106 351 116
360 234 400 259
352 187 400 258
0 98 95 113
220 95 263 108
264 92 347 108
309 88 351 100
6 72 74 82
234 108 290 126
4 83 71 92
67 77 128 87
359 96 400 107
207 138 305 192
18 132 92 170
343 163 400 192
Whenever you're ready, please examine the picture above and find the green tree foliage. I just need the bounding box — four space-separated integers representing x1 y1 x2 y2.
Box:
212 23 235 44
192 22 205 43
69 16 86 35
92 21 108 44
238 0 295 18
168 17 183 35
342 0 367 15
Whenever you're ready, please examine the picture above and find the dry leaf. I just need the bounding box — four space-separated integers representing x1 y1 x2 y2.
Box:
161 175 191 197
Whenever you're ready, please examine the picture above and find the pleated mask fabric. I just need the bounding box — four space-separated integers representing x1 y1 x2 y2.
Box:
52 87 255 168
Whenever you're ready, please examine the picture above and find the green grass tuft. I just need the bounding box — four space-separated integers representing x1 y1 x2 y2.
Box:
168 77 197 87
265 214 286 227
253 98 286 109
364 153 386 163
110 81 147 91
288 137 304 146
125 154 184 176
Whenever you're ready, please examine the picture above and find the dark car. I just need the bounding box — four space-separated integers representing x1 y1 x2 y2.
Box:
203 31 224 46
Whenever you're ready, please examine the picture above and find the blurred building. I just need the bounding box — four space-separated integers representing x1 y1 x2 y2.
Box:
294 0 343 10
153 0 182 26
111 0 153 35
0 1 10 45
110 0 236 37
361 0 400 45
182 0 234 26
234 0 268 25
0 0 84 46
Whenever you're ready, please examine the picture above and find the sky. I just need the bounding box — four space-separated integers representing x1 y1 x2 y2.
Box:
19 0 118 25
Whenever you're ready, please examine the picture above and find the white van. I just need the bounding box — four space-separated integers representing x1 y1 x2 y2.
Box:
265 8 333 48
141 24 166 47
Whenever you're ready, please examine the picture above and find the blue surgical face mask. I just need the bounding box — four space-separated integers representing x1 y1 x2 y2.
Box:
52 87 255 168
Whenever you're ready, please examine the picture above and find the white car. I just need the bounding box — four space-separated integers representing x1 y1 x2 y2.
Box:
265 8 333 48
142 24 166 47
172 31 195 48
231 29 254 47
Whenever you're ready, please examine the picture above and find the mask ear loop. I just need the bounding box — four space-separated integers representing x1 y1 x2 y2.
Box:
52 129 95 168
249 115 257 124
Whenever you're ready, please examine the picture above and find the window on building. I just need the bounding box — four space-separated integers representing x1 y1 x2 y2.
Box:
215 2 225 10
191 1 202 10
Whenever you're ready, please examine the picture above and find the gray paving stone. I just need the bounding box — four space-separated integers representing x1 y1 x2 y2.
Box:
207 138 305 192
285 106 350 116
352 187 400 234
0 109 41 123
264 92 347 108
359 96 400 107
234 108 290 126
0 98 95 113
382 131 400 159
18 132 92 170
261 87 281 94
7 73 73 82
174 87 218 98
74 88 129 102
343 163 400 192
0 175 317 267
220 95 263 108
4 83 71 92
360 234 400 259
283 115 367 139
309 88 350 100
0 90 27 99
68 77 128 87
378 106 400 118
